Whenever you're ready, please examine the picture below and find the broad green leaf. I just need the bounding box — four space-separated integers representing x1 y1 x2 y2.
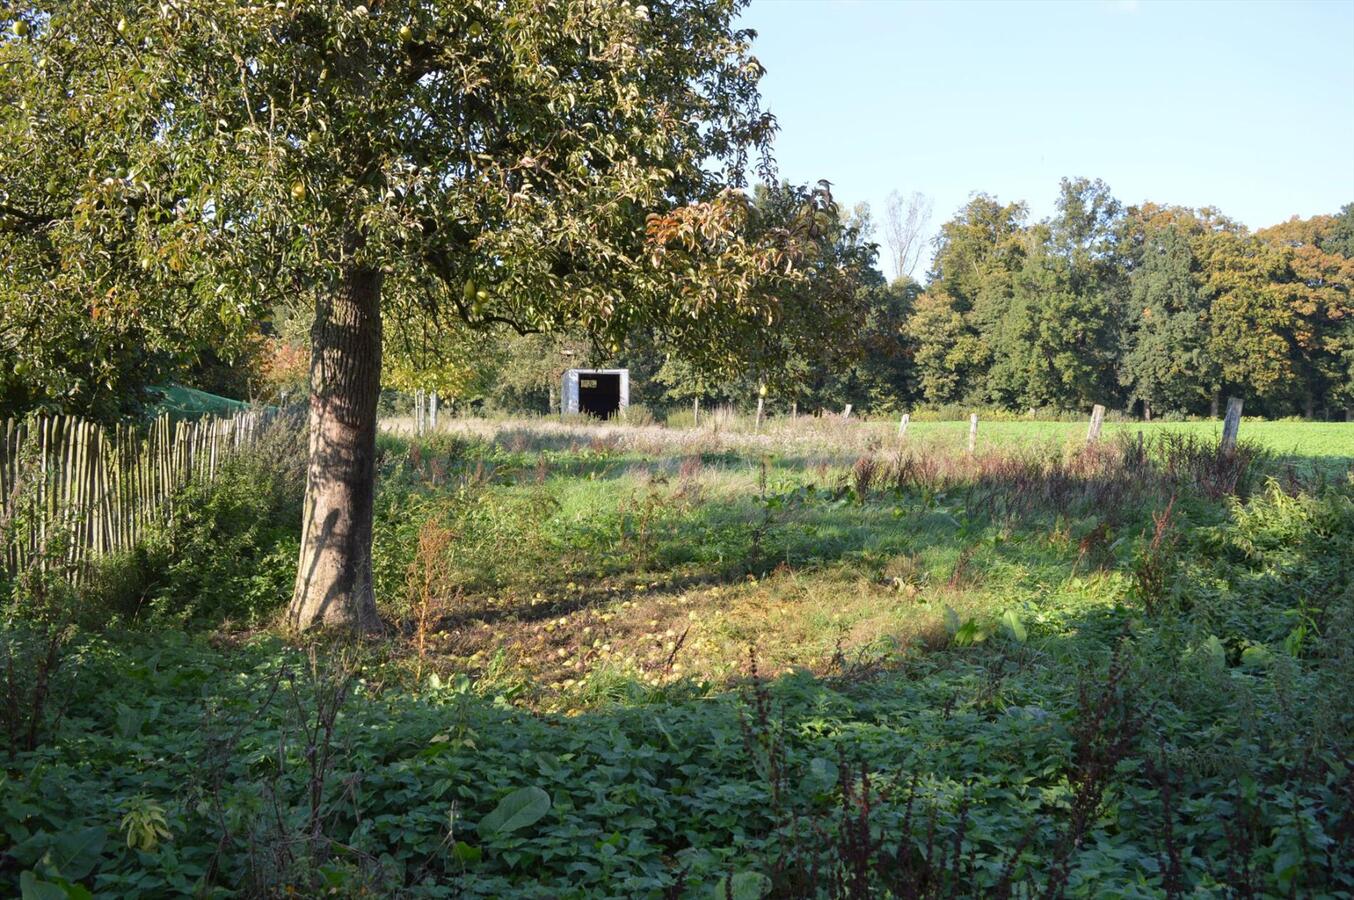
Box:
477 787 551 838
1200 635 1226 667
800 757 838 797
1240 644 1272 669
452 841 482 864
20 872 68 900
1001 610 1027 643
115 704 145 739
709 871 772 900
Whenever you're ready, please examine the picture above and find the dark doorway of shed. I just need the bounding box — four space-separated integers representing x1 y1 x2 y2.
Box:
579 373 622 419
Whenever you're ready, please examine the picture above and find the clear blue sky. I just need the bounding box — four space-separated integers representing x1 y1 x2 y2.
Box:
736 0 1354 276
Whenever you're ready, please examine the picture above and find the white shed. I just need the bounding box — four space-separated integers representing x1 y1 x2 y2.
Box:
562 369 629 418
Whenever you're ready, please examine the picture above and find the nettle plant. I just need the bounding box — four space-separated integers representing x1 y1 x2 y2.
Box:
2 0 857 629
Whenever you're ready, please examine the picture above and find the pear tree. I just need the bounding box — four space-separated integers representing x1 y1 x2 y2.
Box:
1 0 852 629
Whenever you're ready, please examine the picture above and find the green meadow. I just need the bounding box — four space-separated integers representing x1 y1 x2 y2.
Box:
4 417 1351 897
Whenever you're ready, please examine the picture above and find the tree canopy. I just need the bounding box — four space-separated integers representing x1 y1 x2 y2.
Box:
3 0 882 628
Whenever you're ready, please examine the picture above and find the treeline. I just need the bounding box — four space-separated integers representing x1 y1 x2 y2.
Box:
465 179 1353 421
11 174 1348 424
905 180 1353 420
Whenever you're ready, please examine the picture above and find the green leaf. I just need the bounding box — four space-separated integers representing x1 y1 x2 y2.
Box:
477 787 551 839
1000 610 1027 643
20 872 68 900
1199 635 1226 667
13 828 107 883
47 827 106 881
1240 644 1272 669
953 620 987 647
800 757 838 797
451 841 482 865
709 871 772 900
115 704 145 739
19 872 90 900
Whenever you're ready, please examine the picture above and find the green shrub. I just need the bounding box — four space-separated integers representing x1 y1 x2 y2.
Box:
621 403 657 426
91 419 309 628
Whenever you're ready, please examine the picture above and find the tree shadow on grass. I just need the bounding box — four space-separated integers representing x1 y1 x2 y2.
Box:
26 486 1352 898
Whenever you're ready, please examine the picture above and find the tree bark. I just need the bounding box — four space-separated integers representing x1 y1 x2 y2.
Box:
289 264 384 632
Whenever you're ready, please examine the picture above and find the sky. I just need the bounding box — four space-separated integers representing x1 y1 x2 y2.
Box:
735 0 1354 277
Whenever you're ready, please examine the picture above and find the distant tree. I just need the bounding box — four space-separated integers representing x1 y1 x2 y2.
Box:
1318 203 1354 259
1034 177 1126 408
906 289 988 404
927 194 1028 316
882 189 932 281
1197 229 1304 412
1119 220 1216 416
1257 213 1354 417
845 278 921 411
986 231 1118 410
907 194 1026 404
491 332 593 413
383 319 503 409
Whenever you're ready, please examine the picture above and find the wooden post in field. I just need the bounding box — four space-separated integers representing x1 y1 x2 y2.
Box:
429 391 439 431
1221 396 1243 454
790 400 797 420
755 396 765 431
968 414 978 454
897 413 910 438
1086 404 1106 445
693 397 700 428
842 403 852 421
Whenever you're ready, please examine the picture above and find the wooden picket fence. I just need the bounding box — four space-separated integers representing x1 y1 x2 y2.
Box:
0 409 272 582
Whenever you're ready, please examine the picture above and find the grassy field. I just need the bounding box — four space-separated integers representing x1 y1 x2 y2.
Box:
3 417 1352 897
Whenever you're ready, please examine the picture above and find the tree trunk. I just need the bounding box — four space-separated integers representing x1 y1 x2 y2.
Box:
289 264 384 632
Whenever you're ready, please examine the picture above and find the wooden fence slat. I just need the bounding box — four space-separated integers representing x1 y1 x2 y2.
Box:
1 408 271 584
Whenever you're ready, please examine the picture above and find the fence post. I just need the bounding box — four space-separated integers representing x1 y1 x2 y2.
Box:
1086 404 1106 445
755 396 765 431
898 413 909 438
429 391 439 431
968 414 978 454
842 403 852 421
693 397 700 428
1221 397 1243 454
